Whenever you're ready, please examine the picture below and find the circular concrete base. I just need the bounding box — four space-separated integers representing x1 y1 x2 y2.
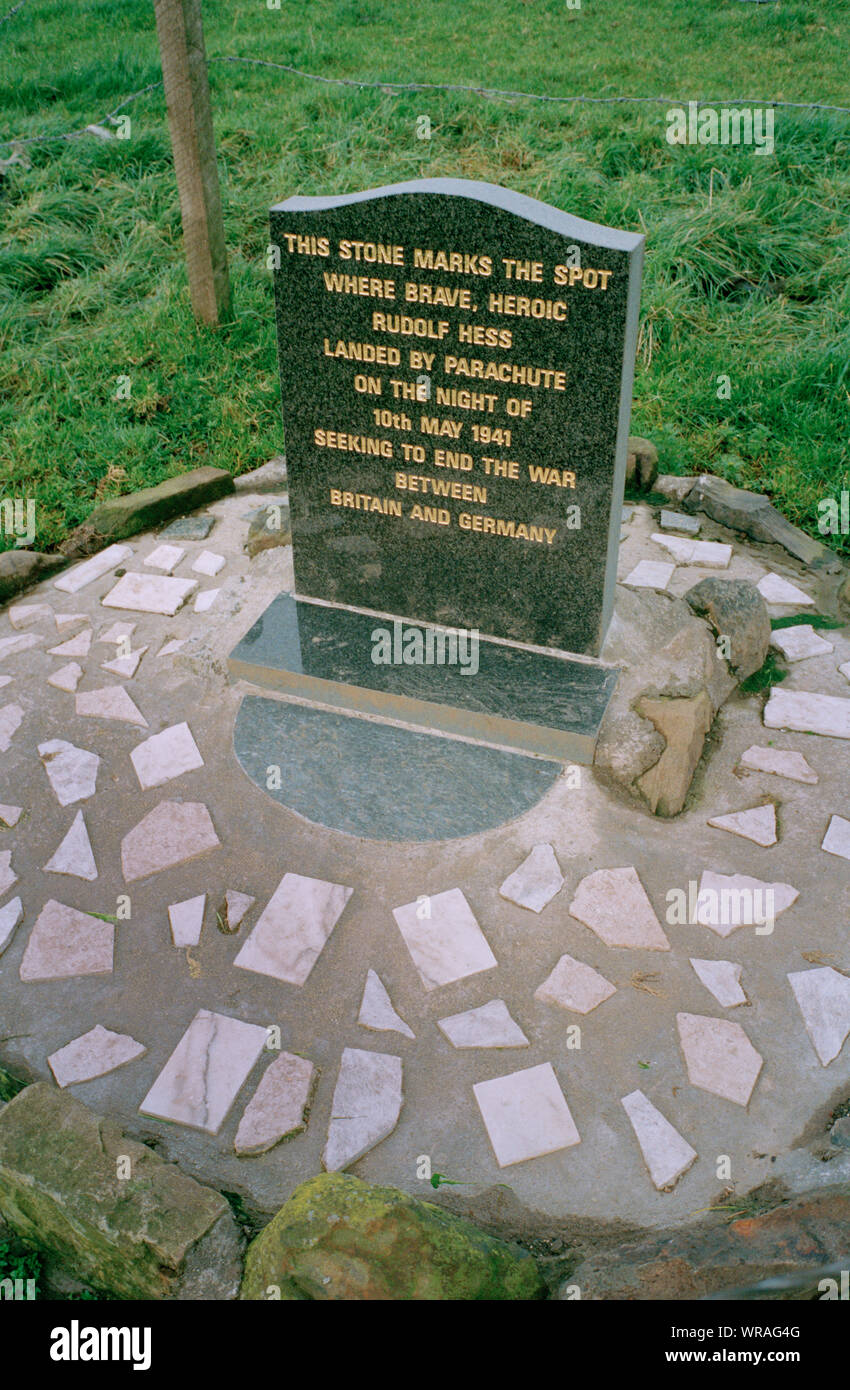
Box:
233 694 562 841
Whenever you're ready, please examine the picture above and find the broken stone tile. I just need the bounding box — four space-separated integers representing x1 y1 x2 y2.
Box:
20 899 114 981
0 850 17 897
473 1063 580 1167
38 739 100 806
192 550 225 577
693 870 798 936
707 803 777 847
358 969 415 1040
8 602 52 629
676 1013 763 1106
48 629 91 659
194 588 220 613
0 675 11 688
157 639 186 658
224 891 254 932
168 894 205 948
0 896 22 956
770 625 834 662
100 646 147 678
160 514 214 540
130 721 203 789
0 703 23 752
569 867 670 951
623 560 675 591
54 612 88 634
739 745 817 784
235 1052 316 1155
534 954 617 1014
322 1047 403 1172
392 887 498 990
55 543 133 595
75 686 147 728
143 544 186 574
437 999 528 1049
651 534 732 568
659 510 700 535
498 843 564 913
756 573 815 607
822 815 850 861
840 661 850 684
47 662 83 693
764 689 850 741
0 803 22 827
98 621 136 645
101 572 198 616
621 1090 697 1192
0 632 42 661
48 1025 146 1088
690 958 747 1007
43 811 97 881
234 873 352 985
121 801 220 882
787 967 850 1066
139 1009 267 1134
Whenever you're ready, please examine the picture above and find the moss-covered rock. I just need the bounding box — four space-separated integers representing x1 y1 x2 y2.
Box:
61 466 234 556
240 1172 545 1301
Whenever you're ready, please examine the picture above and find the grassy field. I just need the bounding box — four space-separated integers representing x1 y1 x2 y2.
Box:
1 0 849 554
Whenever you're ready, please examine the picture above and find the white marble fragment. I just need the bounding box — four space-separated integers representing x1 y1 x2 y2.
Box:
690 958 747 1007
0 850 17 897
102 572 197 615
739 745 817 784
840 661 850 685
0 896 23 956
473 1063 580 1167
54 544 133 594
9 603 52 629
707 803 777 847
322 1047 403 1171
623 560 675 591
130 721 203 789
38 739 100 805
47 662 83 692
76 686 147 727
194 588 219 613
224 890 254 931
757 573 815 607
765 689 850 741
822 815 850 861
168 894 205 947
100 647 147 678
651 534 732 568
19 899 114 981
0 675 11 687
358 969 415 1039
392 887 497 990
659 509 700 534
0 803 22 827
787 967 850 1066
192 550 225 577
43 811 97 881
499 843 564 913
770 624 834 662
98 621 136 645
0 632 41 661
0 703 23 751
55 612 88 634
235 1052 316 1155
621 1090 697 1191
144 544 185 573
48 629 91 658
139 1009 267 1133
157 639 186 658
121 801 220 882
693 870 798 937
534 954 617 1014
48 1025 146 1087
234 873 352 985
569 867 670 950
677 1013 763 1105
437 999 528 1049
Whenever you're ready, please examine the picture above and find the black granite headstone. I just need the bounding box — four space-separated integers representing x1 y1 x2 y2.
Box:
268 177 643 656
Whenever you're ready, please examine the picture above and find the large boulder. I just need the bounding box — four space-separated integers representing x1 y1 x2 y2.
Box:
0 550 63 603
0 1084 242 1299
61 466 234 558
684 474 840 572
240 1172 546 1301
685 577 771 682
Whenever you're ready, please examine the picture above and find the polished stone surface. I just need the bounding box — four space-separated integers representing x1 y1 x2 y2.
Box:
392 887 497 990
233 695 562 841
139 1009 267 1134
234 872 353 986
19 899 114 981
322 1047 403 1171
473 1062 580 1166
270 179 643 655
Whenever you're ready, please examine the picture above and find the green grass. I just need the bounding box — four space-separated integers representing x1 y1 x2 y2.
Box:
1 0 849 553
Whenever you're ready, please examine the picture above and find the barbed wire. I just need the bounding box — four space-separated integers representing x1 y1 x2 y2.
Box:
2 52 849 151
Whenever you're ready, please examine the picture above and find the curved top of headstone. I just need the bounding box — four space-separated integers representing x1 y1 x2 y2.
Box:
272 177 644 254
